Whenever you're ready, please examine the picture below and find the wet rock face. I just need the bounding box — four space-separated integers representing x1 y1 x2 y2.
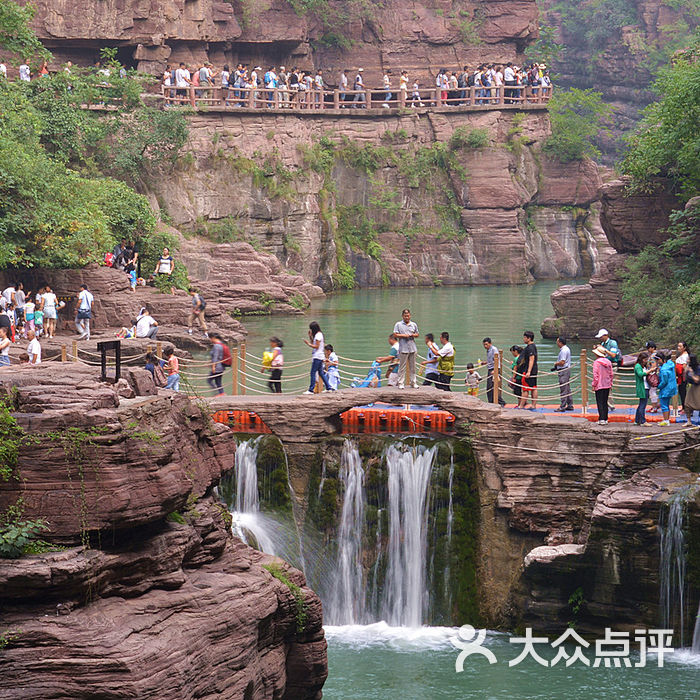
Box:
540 177 678 340
0 367 327 699
521 467 700 636
154 110 609 289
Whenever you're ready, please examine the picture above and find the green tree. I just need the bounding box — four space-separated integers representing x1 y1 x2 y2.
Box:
544 88 613 162
620 34 700 198
0 0 49 61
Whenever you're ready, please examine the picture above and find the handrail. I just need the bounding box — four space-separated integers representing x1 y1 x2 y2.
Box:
160 84 552 112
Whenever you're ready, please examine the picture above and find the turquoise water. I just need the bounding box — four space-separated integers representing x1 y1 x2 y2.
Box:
323 624 700 699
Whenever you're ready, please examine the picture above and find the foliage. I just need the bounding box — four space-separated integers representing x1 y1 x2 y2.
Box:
263 563 308 633
543 88 613 162
0 398 27 481
620 37 700 198
567 586 585 627
620 204 700 348
258 292 275 312
0 500 48 559
203 216 246 243
448 126 489 150
288 293 306 310
337 205 385 260
552 0 640 51
0 0 49 61
524 23 565 68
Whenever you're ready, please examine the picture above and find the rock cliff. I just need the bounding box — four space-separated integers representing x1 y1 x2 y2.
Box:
28 0 538 81
0 365 327 699
541 177 678 340
539 0 700 160
151 109 609 289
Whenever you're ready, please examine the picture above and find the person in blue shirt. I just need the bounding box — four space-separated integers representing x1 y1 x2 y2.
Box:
657 351 678 426
376 333 400 386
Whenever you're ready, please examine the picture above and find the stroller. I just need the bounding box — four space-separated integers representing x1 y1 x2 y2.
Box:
351 361 382 388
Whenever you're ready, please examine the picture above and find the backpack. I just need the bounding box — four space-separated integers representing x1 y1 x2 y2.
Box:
194 293 206 310
221 343 232 367
467 72 476 87
153 362 167 388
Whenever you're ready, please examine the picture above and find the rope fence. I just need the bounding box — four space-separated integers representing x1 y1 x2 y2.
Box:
55 341 687 418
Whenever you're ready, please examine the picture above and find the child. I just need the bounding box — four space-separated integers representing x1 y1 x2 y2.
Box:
410 80 424 107
34 307 44 338
23 295 35 337
647 357 660 412
265 336 284 393
128 268 137 292
116 320 136 339
465 363 482 397
324 344 340 391
164 347 180 392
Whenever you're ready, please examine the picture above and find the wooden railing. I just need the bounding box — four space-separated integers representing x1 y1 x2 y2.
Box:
160 84 552 111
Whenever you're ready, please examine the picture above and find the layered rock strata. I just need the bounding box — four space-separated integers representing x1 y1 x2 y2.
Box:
0 365 327 699
541 177 677 340
27 0 538 82
154 109 609 288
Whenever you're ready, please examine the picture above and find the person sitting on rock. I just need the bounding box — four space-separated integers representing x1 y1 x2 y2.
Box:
135 308 158 339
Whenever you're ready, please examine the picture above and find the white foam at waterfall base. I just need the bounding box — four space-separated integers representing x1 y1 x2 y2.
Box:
324 622 460 651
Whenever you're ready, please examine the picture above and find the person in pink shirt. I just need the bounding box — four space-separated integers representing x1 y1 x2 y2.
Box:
592 346 614 424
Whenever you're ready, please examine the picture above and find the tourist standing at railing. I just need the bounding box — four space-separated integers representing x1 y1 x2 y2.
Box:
409 80 424 107
164 347 180 392
483 338 505 406
175 62 190 102
634 351 650 426
304 321 332 393
504 62 516 103
264 66 277 108
339 69 348 106
594 328 621 411
75 284 93 342
382 70 392 108
657 351 678 426
518 331 538 410
393 309 419 389
399 71 408 103
314 69 324 109
163 65 173 105
279 66 290 107
376 333 400 387
266 337 284 393
324 344 340 389
553 336 574 412
683 355 700 424
208 333 226 396
436 332 455 391
675 341 690 414
421 333 440 387
592 347 613 425
457 66 468 104
508 345 523 402
353 68 366 107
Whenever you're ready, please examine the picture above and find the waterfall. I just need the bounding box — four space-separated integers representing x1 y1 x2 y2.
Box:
658 486 698 647
693 602 700 653
328 440 367 625
380 443 437 627
443 449 455 605
229 437 278 554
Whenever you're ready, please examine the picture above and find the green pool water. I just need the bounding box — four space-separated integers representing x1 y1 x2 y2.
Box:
322 624 700 699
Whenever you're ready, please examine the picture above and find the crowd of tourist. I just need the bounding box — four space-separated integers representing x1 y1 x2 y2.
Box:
161 61 552 109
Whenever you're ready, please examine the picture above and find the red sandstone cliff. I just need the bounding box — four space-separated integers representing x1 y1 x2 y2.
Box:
0 365 327 699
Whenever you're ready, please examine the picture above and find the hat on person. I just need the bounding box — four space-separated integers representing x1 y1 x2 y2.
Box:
593 347 607 357
358 67 364 72
255 66 261 70
645 341 657 349
595 328 609 339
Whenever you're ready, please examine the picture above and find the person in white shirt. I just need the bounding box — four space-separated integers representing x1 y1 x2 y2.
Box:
313 69 323 109
338 69 348 106
76 284 94 340
0 327 10 366
19 61 30 82
0 63 7 78
504 62 516 103
175 62 190 103
2 284 16 308
303 321 332 393
436 332 455 391
353 68 365 107
135 309 159 338
382 71 392 107
41 285 59 338
27 330 41 365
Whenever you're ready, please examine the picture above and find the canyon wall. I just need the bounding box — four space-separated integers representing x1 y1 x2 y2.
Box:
0 366 327 699
150 108 610 289
539 0 700 159
27 0 538 82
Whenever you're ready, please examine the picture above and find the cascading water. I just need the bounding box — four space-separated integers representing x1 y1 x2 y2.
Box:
379 443 437 627
229 437 278 554
693 602 700 653
658 485 699 647
328 440 367 625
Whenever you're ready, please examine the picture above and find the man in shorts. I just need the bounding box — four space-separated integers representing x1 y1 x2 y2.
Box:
518 330 538 410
